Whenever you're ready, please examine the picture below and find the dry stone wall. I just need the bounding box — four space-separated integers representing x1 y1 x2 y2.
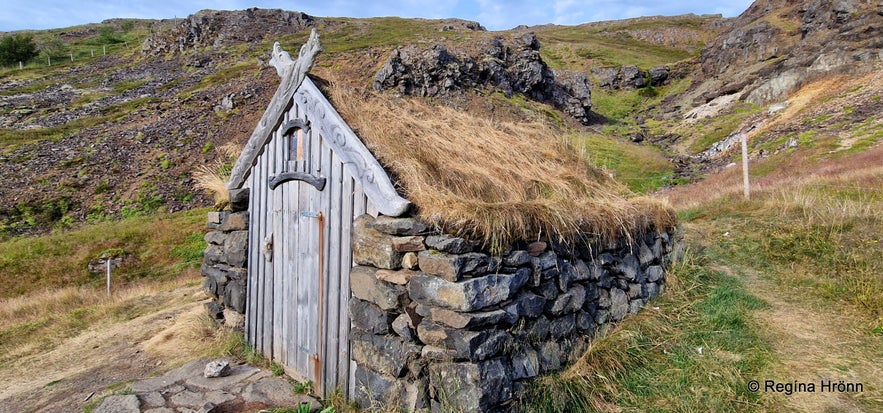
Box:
201 188 250 329
349 214 680 412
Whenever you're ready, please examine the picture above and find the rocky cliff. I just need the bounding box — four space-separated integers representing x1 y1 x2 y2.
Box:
692 0 883 105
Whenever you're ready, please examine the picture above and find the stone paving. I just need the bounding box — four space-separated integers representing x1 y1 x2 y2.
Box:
94 359 321 413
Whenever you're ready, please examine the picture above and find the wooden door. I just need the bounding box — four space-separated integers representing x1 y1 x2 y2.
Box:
273 177 325 390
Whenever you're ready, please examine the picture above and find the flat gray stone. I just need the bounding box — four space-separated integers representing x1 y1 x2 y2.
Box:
243 376 321 409
94 394 140 413
132 359 209 393
142 409 174 413
185 364 260 391
138 392 166 408
170 390 234 408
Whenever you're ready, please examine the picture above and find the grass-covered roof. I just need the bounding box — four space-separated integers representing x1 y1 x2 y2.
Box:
328 84 676 248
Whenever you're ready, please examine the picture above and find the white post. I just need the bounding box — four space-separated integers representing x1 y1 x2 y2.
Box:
91 49 94 57
47 56 51 66
103 45 106 55
741 131 750 200
70 52 74 62
106 258 112 295
19 61 22 69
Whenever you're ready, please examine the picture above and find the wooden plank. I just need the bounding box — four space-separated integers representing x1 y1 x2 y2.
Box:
285 146 301 374
227 30 323 189
323 148 343 394
315 137 333 395
272 114 286 363
262 130 276 357
246 166 259 347
294 78 410 216
254 148 267 354
339 170 355 397
295 121 314 379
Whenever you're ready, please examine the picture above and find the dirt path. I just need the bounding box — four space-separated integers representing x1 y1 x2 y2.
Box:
0 285 213 413
712 262 883 412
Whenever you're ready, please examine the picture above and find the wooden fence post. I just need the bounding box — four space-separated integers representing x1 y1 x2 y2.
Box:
741 131 750 200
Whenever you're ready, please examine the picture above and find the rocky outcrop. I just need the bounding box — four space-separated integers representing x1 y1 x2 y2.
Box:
141 8 315 55
373 33 593 124
695 0 883 105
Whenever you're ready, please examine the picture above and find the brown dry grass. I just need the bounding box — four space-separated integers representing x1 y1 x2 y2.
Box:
328 84 676 248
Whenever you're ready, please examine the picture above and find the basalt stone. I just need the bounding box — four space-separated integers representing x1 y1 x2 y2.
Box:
615 278 629 290
549 284 586 315
203 244 225 266
228 188 250 212
220 211 248 231
627 283 642 299
392 236 426 252
576 310 595 333
537 341 562 373
598 252 616 266
372 216 430 235
537 279 559 301
638 242 655 266
353 215 403 270
421 345 459 361
428 359 512 412
594 309 609 325
511 344 540 379
527 315 551 341
408 270 528 312
597 275 614 289
424 235 473 254
351 332 421 378
532 251 558 271
629 298 644 314
598 289 611 308
430 307 514 329
503 250 531 266
609 288 629 321
353 364 401 409
392 313 418 342
549 313 576 339
557 259 576 291
204 231 226 246
585 282 600 302
350 297 393 335
205 301 223 320
512 290 546 318
224 230 248 267
614 254 640 280
350 266 407 311
417 251 499 282
643 282 660 299
645 265 664 282
224 280 246 313
417 322 511 362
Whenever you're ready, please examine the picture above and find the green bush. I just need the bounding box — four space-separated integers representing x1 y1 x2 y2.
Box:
0 34 38 66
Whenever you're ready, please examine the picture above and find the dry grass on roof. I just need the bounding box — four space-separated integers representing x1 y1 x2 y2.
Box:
327 84 676 248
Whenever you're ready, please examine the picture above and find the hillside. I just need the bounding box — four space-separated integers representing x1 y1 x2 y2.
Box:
1 1 882 411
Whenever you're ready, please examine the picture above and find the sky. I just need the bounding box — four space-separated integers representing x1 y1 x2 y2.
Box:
0 1 755 32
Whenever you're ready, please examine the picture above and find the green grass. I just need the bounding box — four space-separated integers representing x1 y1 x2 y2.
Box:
0 208 207 298
574 133 674 193
687 103 760 154
521 248 773 412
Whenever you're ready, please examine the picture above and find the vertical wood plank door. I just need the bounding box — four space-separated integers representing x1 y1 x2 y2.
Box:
273 178 323 389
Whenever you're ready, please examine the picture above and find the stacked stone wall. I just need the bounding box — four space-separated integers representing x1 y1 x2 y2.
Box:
349 213 681 412
201 188 250 329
